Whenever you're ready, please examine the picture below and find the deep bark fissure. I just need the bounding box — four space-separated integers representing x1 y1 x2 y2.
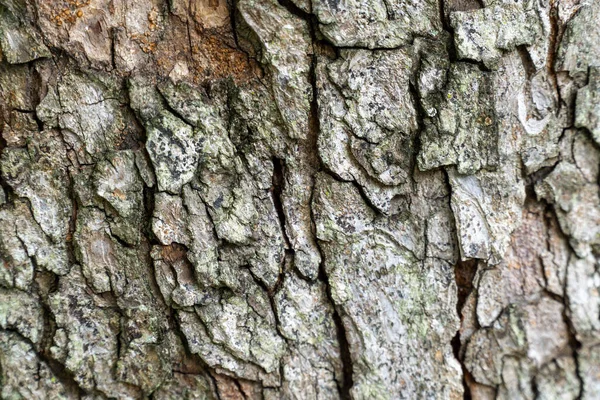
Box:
0 132 13 201
442 164 476 400
301 26 357 394
542 203 586 398
169 312 223 398
4 326 87 397
270 156 291 250
438 0 458 62
517 45 537 80
452 257 478 400
264 2 361 395
315 242 354 400
547 0 561 105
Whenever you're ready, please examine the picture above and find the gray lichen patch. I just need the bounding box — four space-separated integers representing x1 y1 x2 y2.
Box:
450 0 545 69
448 166 524 265
271 272 344 398
93 150 145 245
37 71 130 162
566 254 600 345
0 331 76 399
49 266 139 397
418 63 499 175
0 1 51 64
327 48 417 186
556 1 600 77
312 0 442 49
312 172 463 398
575 67 600 145
1 129 72 245
465 297 570 391
316 51 415 214
238 0 313 141
536 130 600 258
0 288 44 346
145 111 200 194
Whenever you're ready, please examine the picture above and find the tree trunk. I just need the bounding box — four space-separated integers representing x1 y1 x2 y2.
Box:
0 0 599 398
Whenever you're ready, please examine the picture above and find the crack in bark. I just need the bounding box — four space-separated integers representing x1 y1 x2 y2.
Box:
0 129 14 203
438 0 458 63
298 12 356 395
314 239 354 400
0 327 87 397
270 156 292 251
517 45 537 80
442 165 476 400
540 203 586 398
547 0 560 96
451 257 478 400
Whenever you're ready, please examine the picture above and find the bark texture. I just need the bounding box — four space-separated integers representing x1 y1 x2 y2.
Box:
0 0 599 399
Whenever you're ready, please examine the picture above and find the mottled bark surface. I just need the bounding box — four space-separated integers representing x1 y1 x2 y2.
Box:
0 0 599 398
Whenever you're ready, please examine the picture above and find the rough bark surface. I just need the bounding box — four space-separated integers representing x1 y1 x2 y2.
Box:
0 0 599 399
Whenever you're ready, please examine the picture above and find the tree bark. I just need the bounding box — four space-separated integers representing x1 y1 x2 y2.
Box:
0 0 599 398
